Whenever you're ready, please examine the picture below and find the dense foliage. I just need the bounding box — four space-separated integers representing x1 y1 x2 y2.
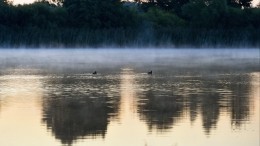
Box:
0 0 259 48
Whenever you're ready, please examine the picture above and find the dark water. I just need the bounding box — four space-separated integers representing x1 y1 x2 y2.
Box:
0 49 259 146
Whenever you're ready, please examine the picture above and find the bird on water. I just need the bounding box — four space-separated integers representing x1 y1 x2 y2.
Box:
147 70 152 75
93 71 97 75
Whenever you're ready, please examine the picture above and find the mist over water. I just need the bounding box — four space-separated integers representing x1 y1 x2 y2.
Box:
0 48 259 146
0 48 258 73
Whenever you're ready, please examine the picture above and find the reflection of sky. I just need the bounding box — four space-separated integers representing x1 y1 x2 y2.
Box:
105 68 148 146
0 75 60 146
249 72 260 146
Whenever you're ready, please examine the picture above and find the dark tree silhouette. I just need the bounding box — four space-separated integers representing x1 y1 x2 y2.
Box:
0 0 259 47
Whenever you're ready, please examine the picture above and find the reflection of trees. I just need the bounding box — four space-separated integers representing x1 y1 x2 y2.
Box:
41 71 253 140
42 75 120 145
138 90 183 131
229 75 251 128
188 94 199 124
137 73 252 134
43 98 108 144
137 76 185 132
201 93 220 135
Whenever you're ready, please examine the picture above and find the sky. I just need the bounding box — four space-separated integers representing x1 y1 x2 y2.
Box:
10 0 260 7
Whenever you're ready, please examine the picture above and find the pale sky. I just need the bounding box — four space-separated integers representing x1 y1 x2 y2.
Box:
11 0 35 5
10 0 260 7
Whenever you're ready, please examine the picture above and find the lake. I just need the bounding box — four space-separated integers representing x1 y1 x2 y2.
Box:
0 49 259 146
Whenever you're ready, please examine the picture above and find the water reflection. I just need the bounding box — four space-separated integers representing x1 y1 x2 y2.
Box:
0 74 43 109
41 74 120 145
0 48 259 146
137 72 253 134
138 89 183 132
0 69 257 146
119 68 137 120
0 74 47 146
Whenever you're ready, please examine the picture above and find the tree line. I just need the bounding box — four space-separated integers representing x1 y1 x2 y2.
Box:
0 0 259 48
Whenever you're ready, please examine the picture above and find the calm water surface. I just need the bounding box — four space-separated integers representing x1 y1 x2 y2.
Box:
0 49 259 146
